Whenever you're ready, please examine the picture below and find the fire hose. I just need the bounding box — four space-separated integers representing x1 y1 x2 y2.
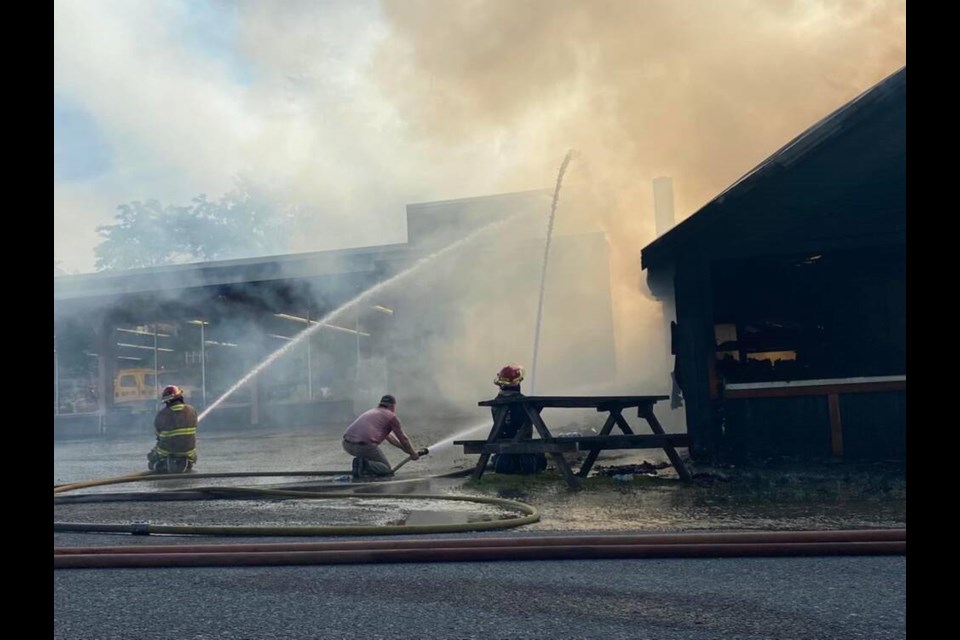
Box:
53 447 429 496
55 529 905 569
54 447 544 540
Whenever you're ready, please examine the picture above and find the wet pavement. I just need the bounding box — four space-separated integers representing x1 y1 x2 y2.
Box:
54 420 906 535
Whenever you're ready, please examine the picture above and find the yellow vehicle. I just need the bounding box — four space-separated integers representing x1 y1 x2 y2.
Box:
113 368 158 405
114 368 195 409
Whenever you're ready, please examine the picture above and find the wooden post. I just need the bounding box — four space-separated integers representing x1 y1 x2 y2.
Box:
673 254 718 460
827 393 844 460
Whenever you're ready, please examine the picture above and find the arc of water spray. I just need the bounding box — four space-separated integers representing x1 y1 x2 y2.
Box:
529 149 578 395
200 152 580 422
199 212 523 422
425 420 492 454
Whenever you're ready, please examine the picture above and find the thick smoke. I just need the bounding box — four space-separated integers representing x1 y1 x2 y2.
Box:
368 0 906 413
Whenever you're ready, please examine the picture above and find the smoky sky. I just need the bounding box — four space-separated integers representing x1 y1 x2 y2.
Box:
369 0 904 399
54 0 904 273
374 0 905 234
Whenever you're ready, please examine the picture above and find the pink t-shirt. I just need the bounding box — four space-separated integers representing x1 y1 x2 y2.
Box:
343 407 407 445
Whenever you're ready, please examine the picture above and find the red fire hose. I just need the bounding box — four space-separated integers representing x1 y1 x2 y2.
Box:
55 529 905 569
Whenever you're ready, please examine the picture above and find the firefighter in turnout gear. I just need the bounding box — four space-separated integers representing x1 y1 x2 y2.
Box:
147 385 198 474
490 365 547 475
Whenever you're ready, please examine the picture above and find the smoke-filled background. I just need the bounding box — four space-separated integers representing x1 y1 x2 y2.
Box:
54 0 906 429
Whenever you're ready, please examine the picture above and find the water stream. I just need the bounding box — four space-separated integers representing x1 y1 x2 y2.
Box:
529 149 577 394
199 214 520 422
424 420 492 454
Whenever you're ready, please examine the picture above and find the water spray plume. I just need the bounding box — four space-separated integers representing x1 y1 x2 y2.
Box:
529 149 579 394
425 421 491 453
199 213 521 422
200 152 579 423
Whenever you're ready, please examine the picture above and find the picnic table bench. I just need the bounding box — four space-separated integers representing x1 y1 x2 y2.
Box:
455 395 693 489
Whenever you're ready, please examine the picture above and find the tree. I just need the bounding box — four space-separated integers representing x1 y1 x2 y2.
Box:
93 199 193 271
93 178 300 271
186 177 298 262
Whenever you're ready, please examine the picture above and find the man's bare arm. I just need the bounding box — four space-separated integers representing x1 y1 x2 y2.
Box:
388 431 419 459
385 433 403 449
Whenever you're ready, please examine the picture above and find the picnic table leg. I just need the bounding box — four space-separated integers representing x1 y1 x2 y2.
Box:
640 404 693 482
524 405 581 490
576 411 619 478
472 407 507 480
613 413 635 435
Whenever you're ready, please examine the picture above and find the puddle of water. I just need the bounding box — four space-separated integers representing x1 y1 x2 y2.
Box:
54 490 517 529
54 423 478 485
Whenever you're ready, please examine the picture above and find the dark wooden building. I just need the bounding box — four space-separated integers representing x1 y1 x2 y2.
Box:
641 66 906 462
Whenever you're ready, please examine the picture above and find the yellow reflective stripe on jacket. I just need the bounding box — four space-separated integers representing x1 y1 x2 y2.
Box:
154 446 197 458
158 427 197 438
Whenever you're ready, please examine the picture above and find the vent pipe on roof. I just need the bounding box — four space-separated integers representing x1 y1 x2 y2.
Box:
652 177 675 237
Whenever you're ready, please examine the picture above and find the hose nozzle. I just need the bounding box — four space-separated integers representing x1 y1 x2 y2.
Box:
390 447 430 474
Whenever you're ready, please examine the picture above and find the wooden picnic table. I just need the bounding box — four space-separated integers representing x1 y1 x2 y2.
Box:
455 395 693 489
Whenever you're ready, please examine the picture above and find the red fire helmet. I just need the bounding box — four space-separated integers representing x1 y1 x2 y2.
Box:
494 364 525 387
161 385 184 403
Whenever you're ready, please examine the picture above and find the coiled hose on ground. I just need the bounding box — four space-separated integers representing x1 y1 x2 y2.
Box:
54 465 540 538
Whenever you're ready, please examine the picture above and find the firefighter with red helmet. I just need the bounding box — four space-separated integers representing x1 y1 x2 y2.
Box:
494 364 525 388
147 385 198 474
490 365 546 475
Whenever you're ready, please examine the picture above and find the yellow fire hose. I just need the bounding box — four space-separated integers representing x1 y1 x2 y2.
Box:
54 459 541 537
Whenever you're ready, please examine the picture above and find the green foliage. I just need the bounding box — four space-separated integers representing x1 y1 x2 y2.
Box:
93 177 301 271
93 199 189 271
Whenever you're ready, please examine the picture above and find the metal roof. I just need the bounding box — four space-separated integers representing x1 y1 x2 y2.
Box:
54 242 410 302
55 189 553 302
